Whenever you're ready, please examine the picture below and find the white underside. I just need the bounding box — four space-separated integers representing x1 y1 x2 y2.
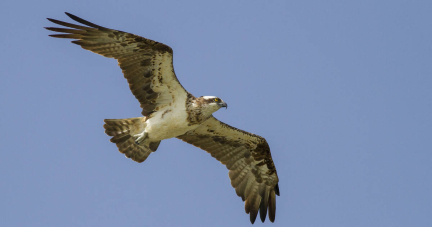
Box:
139 83 199 141
144 106 198 141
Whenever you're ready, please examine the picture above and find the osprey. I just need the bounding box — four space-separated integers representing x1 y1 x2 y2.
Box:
46 13 280 224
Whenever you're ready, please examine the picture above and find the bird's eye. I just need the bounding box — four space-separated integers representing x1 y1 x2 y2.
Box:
214 98 219 102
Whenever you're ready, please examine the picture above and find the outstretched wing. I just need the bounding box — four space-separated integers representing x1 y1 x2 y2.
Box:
45 13 188 116
177 117 280 224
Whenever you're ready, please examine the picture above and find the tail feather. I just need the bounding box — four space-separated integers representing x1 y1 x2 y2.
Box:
103 117 153 163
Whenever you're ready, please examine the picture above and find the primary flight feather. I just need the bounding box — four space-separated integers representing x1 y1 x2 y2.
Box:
45 12 280 224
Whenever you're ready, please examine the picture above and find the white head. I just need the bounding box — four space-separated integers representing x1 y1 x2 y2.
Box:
196 96 228 116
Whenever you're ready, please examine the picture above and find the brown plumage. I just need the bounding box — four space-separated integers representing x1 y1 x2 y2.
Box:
46 12 186 117
46 13 280 224
103 118 151 162
177 117 279 223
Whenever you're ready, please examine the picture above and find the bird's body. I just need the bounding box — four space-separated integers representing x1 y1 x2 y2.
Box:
145 105 192 141
131 95 221 143
46 13 280 224
142 96 191 141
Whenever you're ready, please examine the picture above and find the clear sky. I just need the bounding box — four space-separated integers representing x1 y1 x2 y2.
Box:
1 0 431 226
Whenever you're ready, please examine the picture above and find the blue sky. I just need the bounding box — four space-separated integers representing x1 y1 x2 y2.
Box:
1 0 431 226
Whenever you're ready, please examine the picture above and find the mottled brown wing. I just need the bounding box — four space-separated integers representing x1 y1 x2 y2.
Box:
177 117 280 224
45 13 188 116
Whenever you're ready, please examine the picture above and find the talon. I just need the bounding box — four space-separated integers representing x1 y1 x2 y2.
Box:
133 131 148 145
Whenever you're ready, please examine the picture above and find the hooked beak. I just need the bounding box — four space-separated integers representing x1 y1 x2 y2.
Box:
219 102 228 109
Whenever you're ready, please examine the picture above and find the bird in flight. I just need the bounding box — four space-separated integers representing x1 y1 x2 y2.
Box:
45 13 279 224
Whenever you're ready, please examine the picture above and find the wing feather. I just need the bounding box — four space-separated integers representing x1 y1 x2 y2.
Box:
177 117 279 223
259 184 270 223
46 13 188 116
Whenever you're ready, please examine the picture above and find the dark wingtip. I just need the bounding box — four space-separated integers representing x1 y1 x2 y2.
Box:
259 208 266 223
64 12 77 20
274 183 280 196
63 12 106 29
64 12 75 18
250 213 257 224
70 40 81 45
65 12 81 21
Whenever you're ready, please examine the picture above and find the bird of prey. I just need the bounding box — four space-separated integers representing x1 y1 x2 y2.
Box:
45 13 279 224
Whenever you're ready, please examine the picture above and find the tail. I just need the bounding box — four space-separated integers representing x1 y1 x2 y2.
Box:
103 117 160 163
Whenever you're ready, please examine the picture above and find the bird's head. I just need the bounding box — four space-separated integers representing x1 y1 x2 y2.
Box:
196 96 227 116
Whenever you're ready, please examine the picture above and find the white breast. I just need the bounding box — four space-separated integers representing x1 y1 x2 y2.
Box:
145 95 197 141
